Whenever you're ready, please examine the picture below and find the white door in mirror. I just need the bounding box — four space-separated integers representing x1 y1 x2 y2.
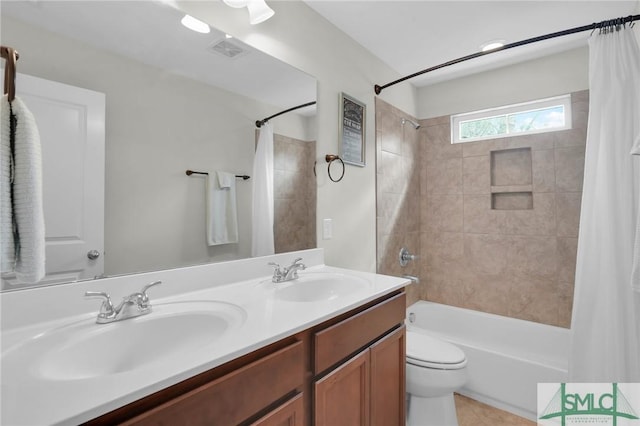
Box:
1 73 106 288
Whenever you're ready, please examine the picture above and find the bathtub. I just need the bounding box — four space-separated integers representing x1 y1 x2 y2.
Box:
406 301 569 421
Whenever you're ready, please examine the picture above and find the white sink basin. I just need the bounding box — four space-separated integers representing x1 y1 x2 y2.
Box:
2 301 246 381
275 272 370 302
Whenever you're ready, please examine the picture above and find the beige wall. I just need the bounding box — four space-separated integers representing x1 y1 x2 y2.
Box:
417 47 589 119
179 0 417 272
1 16 310 275
274 135 316 254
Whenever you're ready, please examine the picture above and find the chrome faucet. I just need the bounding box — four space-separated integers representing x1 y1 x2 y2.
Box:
268 257 306 283
85 280 162 324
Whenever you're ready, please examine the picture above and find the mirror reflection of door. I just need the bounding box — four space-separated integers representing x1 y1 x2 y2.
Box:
1 72 105 289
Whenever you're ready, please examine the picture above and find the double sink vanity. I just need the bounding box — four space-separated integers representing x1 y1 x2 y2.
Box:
1 249 408 425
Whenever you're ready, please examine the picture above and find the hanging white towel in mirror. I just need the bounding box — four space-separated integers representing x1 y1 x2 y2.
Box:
206 171 238 246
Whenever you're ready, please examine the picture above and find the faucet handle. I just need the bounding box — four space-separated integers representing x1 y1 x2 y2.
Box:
290 257 303 266
138 280 162 305
85 291 115 318
268 262 281 269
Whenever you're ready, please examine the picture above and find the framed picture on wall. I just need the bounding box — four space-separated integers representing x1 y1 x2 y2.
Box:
339 92 366 167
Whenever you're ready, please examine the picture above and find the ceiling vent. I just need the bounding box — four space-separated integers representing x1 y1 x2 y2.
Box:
208 39 249 59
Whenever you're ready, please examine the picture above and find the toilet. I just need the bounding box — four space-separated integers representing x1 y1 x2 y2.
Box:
406 331 468 426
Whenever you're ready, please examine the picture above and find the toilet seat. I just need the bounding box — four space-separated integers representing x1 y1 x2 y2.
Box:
406 331 467 370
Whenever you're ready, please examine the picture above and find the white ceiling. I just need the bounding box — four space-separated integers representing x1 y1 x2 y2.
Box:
304 0 639 88
1 0 317 115
4 0 638 101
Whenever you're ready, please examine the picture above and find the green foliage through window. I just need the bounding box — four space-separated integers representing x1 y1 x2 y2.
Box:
451 95 571 144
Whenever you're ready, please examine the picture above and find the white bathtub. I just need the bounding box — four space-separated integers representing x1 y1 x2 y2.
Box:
406 301 569 421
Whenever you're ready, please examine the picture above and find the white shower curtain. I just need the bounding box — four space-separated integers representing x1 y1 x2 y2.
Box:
251 122 275 257
569 27 640 382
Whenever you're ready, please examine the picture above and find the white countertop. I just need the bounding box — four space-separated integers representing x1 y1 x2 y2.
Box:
1 250 407 426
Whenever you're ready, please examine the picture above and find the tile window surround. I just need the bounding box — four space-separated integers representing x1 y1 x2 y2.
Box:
273 134 317 254
375 91 588 328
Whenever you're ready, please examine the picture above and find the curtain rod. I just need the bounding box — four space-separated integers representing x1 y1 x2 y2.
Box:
374 14 639 95
256 101 316 128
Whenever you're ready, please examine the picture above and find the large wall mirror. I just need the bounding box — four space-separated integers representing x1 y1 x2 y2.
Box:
1 1 317 291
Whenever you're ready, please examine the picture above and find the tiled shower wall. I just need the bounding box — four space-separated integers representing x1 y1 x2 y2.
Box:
375 98 423 306
273 134 317 254
375 91 588 327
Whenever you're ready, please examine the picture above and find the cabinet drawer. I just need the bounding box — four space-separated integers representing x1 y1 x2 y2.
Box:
124 340 304 426
314 292 405 374
249 393 304 426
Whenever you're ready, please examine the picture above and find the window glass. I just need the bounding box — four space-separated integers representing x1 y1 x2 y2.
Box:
451 95 571 144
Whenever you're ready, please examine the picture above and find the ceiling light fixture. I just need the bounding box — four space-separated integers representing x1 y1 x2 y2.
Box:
181 14 210 33
247 0 275 25
222 0 274 25
222 0 249 8
480 40 506 52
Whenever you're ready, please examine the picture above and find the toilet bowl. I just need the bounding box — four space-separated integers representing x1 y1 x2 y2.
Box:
406 331 468 426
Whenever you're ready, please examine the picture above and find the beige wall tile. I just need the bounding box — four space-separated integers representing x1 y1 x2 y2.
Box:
500 192 556 236
555 146 585 192
556 192 582 237
464 194 503 234
507 235 557 281
426 156 462 194
571 99 589 131
463 155 490 194
532 149 556 192
423 123 462 159
554 128 587 149
557 237 578 284
508 278 559 326
462 273 510 316
462 137 510 158
558 281 575 329
421 115 449 127
425 194 464 232
492 192 534 210
491 147 533 187
425 266 467 307
464 233 510 276
423 231 465 269
377 151 405 195
376 96 586 328
505 133 555 151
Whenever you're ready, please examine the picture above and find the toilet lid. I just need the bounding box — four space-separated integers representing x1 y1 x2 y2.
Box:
406 331 467 369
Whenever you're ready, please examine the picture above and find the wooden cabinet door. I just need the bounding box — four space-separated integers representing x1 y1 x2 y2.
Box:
250 394 304 426
370 326 406 426
315 350 370 426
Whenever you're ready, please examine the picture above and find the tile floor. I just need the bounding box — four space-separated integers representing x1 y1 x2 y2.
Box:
455 394 536 426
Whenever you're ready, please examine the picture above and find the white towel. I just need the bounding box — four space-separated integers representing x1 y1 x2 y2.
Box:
0 95 46 283
1 95 14 272
206 171 238 246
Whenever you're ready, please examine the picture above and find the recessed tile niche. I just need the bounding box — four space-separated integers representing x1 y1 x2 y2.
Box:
490 147 533 210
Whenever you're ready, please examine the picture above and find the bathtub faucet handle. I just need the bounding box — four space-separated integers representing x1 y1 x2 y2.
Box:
399 247 418 267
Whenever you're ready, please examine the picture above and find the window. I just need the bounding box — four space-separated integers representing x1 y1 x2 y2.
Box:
451 94 572 144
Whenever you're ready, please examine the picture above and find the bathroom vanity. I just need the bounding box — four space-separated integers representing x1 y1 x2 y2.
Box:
0 249 407 426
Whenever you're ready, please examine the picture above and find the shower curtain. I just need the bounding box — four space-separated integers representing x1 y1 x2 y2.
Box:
251 122 275 257
569 27 640 381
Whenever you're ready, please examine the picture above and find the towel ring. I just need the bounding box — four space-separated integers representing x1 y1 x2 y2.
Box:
313 154 345 182
326 155 345 182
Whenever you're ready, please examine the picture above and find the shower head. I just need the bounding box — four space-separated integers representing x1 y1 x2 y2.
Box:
402 117 421 130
